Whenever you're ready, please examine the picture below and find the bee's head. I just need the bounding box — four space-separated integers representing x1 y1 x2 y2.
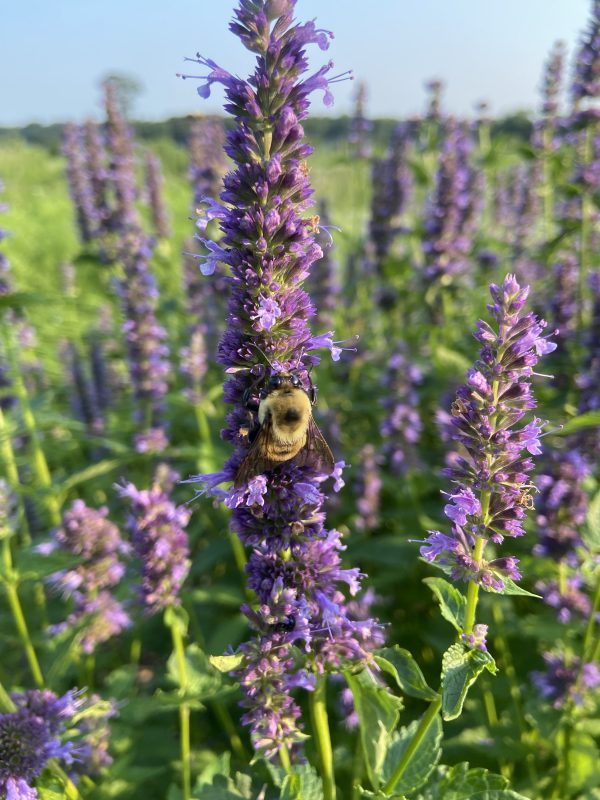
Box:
264 370 302 395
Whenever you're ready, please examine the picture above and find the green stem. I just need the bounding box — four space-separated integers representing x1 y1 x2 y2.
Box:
309 674 336 800
0 677 15 711
382 696 442 796
492 604 538 790
2 537 44 687
463 536 485 635
279 743 294 777
0 404 31 545
579 124 594 330
169 620 192 800
3 329 61 527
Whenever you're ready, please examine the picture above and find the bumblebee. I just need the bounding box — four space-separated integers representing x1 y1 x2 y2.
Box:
235 369 334 487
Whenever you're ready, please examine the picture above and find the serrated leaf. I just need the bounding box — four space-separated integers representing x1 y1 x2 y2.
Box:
423 577 466 632
344 667 403 790
585 491 600 552
197 772 253 800
167 643 222 700
374 646 438 701
480 578 541 598
435 762 532 799
280 764 323 800
209 653 245 673
441 644 496 721
381 712 443 795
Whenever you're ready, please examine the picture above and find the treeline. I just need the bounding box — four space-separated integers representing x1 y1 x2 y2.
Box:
0 112 533 154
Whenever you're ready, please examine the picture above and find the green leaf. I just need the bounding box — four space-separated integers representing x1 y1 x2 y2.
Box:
194 752 231 790
434 762 532 799
167 644 222 700
58 458 125 492
280 764 323 800
556 411 600 436
197 773 254 799
584 491 600 552
18 546 81 581
209 653 245 673
423 577 466 632
374 646 438 701
381 712 443 795
481 578 541 598
441 644 496 721
344 667 403 790
432 345 471 374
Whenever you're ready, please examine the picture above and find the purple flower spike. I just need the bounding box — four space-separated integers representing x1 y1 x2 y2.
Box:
0 689 88 798
118 466 191 614
184 0 380 758
420 274 555 590
44 501 130 653
118 228 171 449
573 0 600 102
532 652 600 708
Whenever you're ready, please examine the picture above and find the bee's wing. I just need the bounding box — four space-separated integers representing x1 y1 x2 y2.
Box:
295 416 335 475
234 417 280 488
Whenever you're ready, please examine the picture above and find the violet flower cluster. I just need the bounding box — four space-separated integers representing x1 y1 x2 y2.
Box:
62 123 98 244
578 270 600 456
0 688 98 800
44 500 130 654
306 200 340 331
421 274 556 590
188 116 227 210
64 341 106 436
118 466 191 614
532 653 600 708
104 81 139 234
534 449 590 562
144 152 170 239
118 228 170 453
182 0 381 757
422 118 482 287
355 444 382 531
572 0 600 103
380 346 423 475
541 40 565 118
369 122 413 278
348 80 372 159
0 179 10 296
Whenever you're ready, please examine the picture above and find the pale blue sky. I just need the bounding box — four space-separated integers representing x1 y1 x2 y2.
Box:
0 0 591 125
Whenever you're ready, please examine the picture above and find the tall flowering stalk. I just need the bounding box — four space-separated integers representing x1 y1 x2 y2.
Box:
348 80 371 159
188 116 227 210
43 500 130 655
118 229 170 453
380 347 422 475
368 122 413 279
62 123 97 245
572 0 600 106
118 466 192 798
104 81 139 235
421 275 556 629
181 0 380 785
422 119 481 301
144 152 170 239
